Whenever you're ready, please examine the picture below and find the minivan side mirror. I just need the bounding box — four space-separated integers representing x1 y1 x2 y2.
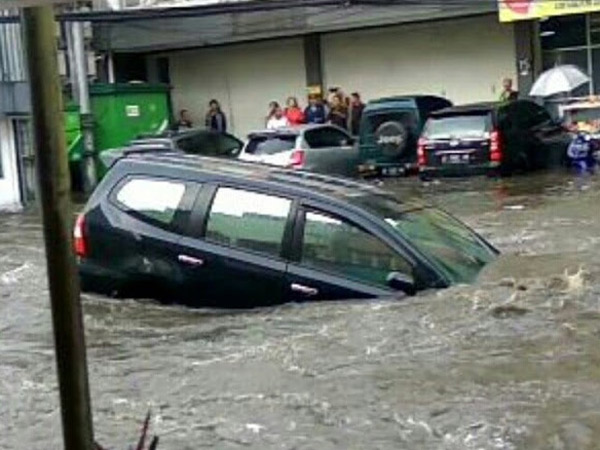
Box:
386 271 416 296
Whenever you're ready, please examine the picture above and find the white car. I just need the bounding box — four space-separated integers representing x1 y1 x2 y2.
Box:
238 124 359 177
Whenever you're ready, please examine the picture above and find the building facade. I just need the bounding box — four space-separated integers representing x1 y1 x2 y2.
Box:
0 13 31 211
87 1 600 137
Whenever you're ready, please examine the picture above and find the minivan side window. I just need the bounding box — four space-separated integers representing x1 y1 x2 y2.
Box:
205 187 292 257
115 178 187 226
305 127 351 148
300 210 412 287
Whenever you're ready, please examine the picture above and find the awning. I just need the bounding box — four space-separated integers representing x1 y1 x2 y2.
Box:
90 0 498 53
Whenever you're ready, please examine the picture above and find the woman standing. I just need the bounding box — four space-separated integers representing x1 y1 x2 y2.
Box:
284 97 305 126
205 99 227 133
265 101 279 127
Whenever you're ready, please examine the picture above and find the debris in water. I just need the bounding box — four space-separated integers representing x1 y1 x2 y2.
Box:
503 205 525 211
490 304 530 319
564 267 587 291
498 278 516 288
95 411 158 450
245 423 265 434
547 266 588 292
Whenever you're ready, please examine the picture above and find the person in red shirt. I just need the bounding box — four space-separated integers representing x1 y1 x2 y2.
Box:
284 96 305 126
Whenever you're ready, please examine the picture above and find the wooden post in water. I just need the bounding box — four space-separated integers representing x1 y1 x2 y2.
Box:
22 6 94 450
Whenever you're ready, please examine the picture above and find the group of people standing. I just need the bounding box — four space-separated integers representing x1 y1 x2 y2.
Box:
266 89 365 135
174 99 229 133
174 88 366 136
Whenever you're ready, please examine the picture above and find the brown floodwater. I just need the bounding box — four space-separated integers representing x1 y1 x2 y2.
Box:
1 172 599 449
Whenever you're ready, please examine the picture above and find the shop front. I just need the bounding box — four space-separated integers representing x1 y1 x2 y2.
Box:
499 0 600 96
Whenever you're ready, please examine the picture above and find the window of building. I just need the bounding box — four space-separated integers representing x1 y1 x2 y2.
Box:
13 119 34 199
115 178 186 226
301 210 412 287
205 187 291 257
540 13 596 95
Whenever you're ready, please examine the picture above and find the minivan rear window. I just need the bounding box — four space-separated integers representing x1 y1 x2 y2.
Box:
424 113 492 139
245 135 296 155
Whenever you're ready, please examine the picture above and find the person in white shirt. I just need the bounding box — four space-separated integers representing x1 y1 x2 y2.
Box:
267 106 290 129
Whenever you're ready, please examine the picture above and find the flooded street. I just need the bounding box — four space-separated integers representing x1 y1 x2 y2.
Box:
2 173 600 450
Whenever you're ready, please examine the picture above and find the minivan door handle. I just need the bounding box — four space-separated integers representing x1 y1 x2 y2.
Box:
291 283 318 297
177 254 205 267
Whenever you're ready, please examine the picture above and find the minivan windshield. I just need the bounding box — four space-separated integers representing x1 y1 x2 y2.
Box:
424 113 492 140
355 195 496 283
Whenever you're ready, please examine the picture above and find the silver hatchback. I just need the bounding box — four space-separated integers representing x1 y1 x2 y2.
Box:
238 124 360 177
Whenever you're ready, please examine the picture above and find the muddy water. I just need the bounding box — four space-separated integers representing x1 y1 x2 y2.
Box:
1 173 600 449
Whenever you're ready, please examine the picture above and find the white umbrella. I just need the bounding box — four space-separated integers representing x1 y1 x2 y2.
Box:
529 65 590 97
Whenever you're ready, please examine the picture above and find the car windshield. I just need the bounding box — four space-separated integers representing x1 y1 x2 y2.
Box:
245 135 296 155
355 195 496 283
424 113 492 139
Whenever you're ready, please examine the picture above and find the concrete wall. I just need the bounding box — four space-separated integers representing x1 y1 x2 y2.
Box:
169 38 306 138
321 15 517 104
168 14 517 138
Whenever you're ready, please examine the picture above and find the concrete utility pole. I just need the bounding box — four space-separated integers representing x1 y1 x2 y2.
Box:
71 19 97 193
22 6 95 450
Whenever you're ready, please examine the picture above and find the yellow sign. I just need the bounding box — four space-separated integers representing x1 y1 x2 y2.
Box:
307 85 323 97
499 0 600 22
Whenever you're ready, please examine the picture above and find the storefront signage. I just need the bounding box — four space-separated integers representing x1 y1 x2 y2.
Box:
499 0 600 22
126 105 141 118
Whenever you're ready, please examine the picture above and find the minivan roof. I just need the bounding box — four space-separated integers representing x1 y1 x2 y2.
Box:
115 152 408 206
368 95 447 105
247 124 332 137
364 95 448 112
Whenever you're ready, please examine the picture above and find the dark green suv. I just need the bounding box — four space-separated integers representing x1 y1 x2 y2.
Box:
358 95 452 177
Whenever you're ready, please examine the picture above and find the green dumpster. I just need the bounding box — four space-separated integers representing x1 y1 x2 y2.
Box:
65 102 83 162
90 83 171 173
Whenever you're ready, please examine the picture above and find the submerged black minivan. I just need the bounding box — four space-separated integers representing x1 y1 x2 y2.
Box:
76 153 497 308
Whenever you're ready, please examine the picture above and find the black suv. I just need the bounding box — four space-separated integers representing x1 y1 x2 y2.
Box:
76 154 497 308
419 100 571 177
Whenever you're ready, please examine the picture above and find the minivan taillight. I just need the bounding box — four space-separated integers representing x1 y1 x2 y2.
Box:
289 149 305 169
73 213 88 258
417 138 427 167
490 130 502 163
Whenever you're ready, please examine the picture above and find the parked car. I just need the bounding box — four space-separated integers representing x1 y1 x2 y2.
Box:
75 153 498 308
357 95 452 177
99 128 244 169
418 100 572 178
238 124 359 177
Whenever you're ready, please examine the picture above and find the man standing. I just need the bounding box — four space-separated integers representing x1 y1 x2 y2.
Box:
499 78 518 103
174 109 193 130
349 92 365 136
304 95 327 124
205 99 227 133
